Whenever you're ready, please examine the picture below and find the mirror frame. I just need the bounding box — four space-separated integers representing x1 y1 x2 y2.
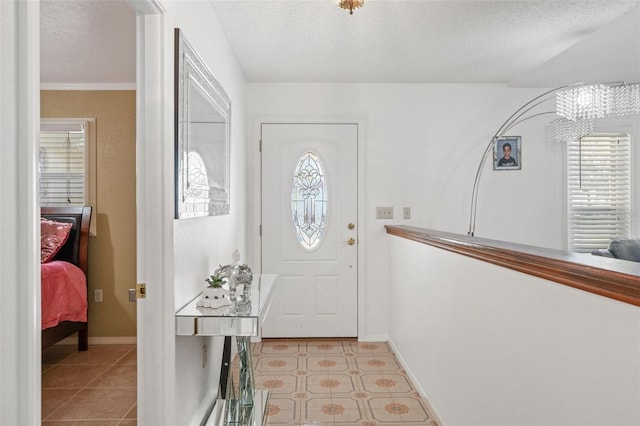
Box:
174 28 231 218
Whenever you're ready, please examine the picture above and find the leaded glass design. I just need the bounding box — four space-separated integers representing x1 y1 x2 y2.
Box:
291 152 328 250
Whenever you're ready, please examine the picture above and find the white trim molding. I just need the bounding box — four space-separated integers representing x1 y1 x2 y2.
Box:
387 338 446 426
133 3 176 424
0 0 41 424
40 83 137 91
56 336 137 346
250 115 368 338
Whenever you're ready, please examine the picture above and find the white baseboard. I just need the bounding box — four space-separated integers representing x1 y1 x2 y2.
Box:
55 335 137 346
357 334 389 343
41 83 136 91
387 338 446 426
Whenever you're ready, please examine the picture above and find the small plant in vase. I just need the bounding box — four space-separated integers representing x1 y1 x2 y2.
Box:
205 272 226 288
197 271 231 308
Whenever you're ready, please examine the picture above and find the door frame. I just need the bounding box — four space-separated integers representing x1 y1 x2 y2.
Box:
131 1 177 424
249 117 368 340
0 1 41 423
2 1 172 423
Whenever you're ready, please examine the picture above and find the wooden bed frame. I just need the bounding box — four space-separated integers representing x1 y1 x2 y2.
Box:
41 206 92 351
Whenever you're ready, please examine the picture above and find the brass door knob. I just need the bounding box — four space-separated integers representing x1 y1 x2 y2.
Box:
347 238 356 246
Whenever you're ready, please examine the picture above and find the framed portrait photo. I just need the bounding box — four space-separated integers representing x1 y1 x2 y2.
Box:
493 136 521 170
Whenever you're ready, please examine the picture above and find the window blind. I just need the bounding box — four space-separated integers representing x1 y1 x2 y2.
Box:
567 133 631 253
39 124 86 206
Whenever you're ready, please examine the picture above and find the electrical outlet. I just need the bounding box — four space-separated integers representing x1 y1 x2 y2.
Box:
376 207 393 219
403 207 411 219
94 289 103 303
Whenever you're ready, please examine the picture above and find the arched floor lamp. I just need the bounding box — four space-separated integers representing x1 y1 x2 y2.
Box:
467 82 640 237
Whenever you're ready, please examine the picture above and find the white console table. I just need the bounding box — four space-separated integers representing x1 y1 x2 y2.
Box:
176 274 277 426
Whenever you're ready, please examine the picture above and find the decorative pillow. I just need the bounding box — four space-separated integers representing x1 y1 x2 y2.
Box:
609 238 640 263
41 218 73 263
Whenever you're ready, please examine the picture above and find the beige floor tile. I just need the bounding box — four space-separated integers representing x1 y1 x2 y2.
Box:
377 374 415 393
261 341 301 354
117 421 137 426
367 396 430 424
348 342 391 355
305 396 360 415
47 388 136 421
307 355 349 372
59 346 134 366
361 373 415 395
265 398 298 424
124 404 136 419
306 374 355 394
258 374 299 394
359 374 394 395
42 388 81 419
304 407 364 424
116 349 137 365
42 364 110 389
305 342 346 354
256 355 300 372
354 356 401 372
305 373 332 394
258 339 436 425
88 364 137 388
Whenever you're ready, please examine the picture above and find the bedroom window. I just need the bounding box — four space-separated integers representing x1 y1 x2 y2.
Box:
39 118 97 235
567 133 631 253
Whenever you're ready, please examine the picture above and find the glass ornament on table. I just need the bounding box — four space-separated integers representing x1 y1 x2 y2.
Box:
215 249 253 304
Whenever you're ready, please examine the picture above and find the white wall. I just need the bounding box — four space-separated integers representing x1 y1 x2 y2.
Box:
248 83 567 339
387 235 640 426
160 1 248 422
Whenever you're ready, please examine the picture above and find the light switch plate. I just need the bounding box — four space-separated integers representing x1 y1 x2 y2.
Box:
376 207 393 219
403 207 411 219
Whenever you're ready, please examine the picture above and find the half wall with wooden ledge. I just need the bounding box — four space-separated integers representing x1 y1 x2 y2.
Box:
385 225 640 426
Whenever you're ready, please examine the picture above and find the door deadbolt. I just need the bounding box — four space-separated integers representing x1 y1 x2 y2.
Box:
348 223 355 230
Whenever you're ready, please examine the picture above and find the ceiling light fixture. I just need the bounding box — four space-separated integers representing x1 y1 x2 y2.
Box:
338 0 364 15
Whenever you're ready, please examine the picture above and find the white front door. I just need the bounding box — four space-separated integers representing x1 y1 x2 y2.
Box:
261 123 358 338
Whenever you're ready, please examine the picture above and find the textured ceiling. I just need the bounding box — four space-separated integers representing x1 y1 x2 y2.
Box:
40 0 136 85
210 0 640 84
40 0 640 86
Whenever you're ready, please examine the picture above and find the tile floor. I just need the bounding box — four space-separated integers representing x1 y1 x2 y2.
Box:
41 344 137 425
41 340 434 426
254 339 437 426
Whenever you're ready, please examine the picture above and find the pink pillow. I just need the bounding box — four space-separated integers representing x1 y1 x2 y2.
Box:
41 218 73 263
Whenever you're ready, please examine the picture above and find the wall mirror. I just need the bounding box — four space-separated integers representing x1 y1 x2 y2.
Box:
175 28 231 218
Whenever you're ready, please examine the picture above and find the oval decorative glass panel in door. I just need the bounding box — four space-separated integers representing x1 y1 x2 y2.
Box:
291 151 328 250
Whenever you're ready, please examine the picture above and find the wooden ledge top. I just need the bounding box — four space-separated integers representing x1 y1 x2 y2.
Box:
385 225 640 307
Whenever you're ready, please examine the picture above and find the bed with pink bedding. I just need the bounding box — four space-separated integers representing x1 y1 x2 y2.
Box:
41 260 87 329
41 206 92 351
